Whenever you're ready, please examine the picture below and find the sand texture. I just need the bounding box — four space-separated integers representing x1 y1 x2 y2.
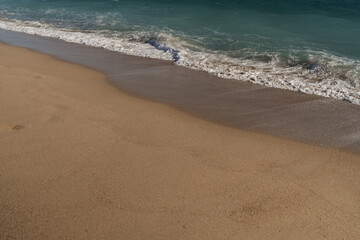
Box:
2 29 360 152
1 43 360 239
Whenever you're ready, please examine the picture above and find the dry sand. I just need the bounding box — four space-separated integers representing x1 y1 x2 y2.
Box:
1 42 360 239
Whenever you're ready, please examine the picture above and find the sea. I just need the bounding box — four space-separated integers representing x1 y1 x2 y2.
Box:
1 0 360 104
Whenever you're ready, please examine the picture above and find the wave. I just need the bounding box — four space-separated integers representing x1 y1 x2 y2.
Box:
1 18 360 105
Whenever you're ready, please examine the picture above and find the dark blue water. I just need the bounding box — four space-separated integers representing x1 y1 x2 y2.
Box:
1 0 360 103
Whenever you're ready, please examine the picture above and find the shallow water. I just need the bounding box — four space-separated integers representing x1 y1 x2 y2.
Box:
1 0 360 103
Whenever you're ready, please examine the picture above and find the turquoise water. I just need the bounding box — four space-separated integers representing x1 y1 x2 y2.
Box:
1 0 360 103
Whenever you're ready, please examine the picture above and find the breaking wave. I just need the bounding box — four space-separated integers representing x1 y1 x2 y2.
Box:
1 18 360 104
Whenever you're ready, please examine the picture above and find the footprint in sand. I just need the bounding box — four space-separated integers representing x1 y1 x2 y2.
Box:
12 124 24 130
0 124 25 133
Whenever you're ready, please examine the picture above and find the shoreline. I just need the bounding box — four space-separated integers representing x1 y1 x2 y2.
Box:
1 29 360 151
1 42 360 239
1 18 360 105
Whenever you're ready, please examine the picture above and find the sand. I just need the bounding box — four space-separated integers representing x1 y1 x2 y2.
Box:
1 42 360 239
3 29 360 152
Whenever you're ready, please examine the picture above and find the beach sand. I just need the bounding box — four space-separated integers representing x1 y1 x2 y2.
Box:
1 42 360 239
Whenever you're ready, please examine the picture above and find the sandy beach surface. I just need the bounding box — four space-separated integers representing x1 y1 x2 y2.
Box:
2 29 360 152
1 42 360 239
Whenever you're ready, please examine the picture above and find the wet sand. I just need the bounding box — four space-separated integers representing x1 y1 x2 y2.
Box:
1 29 360 152
1 42 360 239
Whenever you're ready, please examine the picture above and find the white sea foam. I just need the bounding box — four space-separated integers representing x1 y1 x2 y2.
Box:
1 18 360 105
0 19 174 60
